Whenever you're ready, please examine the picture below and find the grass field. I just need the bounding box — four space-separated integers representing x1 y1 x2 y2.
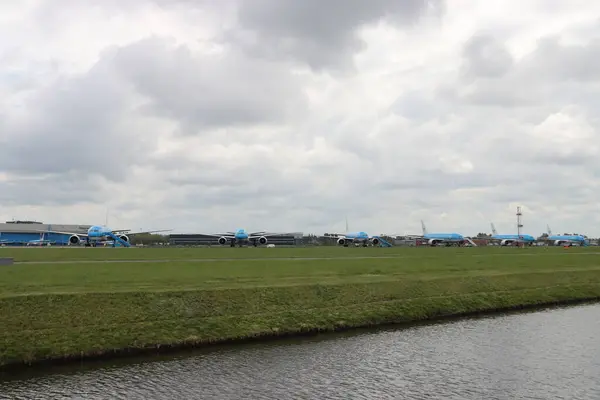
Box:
1 246 600 368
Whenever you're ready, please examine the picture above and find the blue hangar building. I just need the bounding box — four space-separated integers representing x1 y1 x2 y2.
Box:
0 220 90 246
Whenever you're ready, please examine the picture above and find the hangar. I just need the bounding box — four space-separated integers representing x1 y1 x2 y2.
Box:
0 221 90 246
169 232 304 246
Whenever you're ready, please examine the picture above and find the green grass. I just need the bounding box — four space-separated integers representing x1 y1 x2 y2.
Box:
1 246 600 368
3 244 597 262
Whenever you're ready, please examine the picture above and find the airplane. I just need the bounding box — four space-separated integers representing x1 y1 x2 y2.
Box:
418 220 475 246
25 232 56 246
546 225 587 246
0 233 12 245
205 228 295 247
26 240 55 246
36 225 172 247
0 231 55 246
329 219 389 247
333 231 386 247
490 223 535 246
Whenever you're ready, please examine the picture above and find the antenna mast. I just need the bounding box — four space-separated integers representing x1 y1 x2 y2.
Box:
516 206 523 238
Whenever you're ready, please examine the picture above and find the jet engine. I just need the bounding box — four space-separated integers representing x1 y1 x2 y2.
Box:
258 236 267 245
119 234 129 243
69 235 81 245
500 239 514 246
428 239 441 246
337 238 346 246
218 237 228 245
371 237 380 246
554 240 569 246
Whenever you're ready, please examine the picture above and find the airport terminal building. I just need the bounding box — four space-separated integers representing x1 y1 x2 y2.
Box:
169 232 304 246
0 221 90 246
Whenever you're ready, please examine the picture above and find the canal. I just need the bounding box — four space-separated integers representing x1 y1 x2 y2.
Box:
2 303 600 399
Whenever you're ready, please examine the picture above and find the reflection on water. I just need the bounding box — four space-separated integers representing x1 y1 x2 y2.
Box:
2 303 600 399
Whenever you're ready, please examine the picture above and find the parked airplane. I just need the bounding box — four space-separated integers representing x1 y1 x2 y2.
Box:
206 228 294 247
490 223 535 246
37 225 171 247
330 219 390 247
0 232 55 246
333 231 386 247
546 225 587 246
419 220 475 246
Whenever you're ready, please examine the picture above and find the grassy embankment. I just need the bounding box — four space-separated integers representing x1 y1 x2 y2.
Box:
1 246 600 368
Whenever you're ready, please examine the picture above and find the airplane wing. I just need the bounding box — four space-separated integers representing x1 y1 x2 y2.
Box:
247 232 297 238
122 229 173 235
32 229 88 238
200 232 237 238
31 228 172 236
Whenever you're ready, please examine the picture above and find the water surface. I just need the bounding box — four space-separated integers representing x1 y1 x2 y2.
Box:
2 303 600 399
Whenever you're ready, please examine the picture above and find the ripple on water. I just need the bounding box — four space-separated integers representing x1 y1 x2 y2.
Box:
2 304 600 399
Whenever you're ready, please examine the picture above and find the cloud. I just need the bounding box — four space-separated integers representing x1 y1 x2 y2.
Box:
1 55 144 181
451 33 600 108
460 33 514 80
229 0 445 71
111 37 308 132
2 1 600 236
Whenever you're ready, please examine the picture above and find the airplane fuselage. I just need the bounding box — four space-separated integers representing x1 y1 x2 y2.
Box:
548 235 586 246
345 231 369 242
86 225 114 241
492 234 535 246
335 231 381 247
217 229 270 247
232 231 250 245
87 226 111 239
423 233 464 245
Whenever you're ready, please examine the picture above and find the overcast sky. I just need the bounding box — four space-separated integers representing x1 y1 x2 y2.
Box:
1 0 600 236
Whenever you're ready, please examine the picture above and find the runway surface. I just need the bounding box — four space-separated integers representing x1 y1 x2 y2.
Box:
12 252 600 264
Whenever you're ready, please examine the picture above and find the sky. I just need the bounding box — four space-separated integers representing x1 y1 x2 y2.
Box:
1 0 600 236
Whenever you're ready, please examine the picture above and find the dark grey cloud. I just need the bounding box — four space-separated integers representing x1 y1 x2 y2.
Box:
230 0 445 70
111 37 308 132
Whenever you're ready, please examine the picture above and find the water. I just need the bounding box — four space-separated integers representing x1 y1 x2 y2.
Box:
2 303 600 399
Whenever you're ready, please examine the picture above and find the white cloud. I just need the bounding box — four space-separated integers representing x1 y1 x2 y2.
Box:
1 0 600 236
